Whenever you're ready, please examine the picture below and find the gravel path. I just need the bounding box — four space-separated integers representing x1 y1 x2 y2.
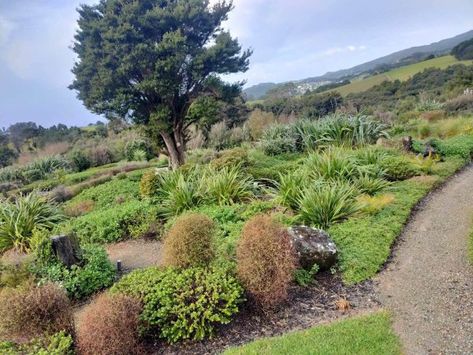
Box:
106 239 163 272
376 166 473 354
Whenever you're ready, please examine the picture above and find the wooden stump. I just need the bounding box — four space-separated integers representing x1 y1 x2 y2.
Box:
51 235 82 268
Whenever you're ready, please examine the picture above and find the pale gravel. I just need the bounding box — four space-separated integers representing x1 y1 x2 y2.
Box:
376 165 473 355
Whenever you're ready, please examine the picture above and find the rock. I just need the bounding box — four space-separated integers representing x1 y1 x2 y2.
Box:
423 143 437 158
402 136 413 152
50 235 83 268
287 226 338 270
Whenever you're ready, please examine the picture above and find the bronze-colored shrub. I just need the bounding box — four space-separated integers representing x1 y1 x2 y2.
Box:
64 200 95 217
163 213 215 268
76 293 143 355
0 283 73 342
236 215 297 309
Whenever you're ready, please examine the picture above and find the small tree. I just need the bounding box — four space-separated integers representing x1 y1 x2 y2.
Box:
70 0 251 169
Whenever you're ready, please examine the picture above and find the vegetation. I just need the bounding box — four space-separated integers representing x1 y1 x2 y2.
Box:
452 38 473 60
112 265 244 342
163 213 216 268
33 243 115 299
236 215 296 309
224 311 401 355
0 283 73 343
0 192 64 252
71 0 251 168
76 293 143 355
0 331 74 355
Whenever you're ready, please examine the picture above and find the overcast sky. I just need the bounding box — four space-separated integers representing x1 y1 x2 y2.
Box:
1 0 472 127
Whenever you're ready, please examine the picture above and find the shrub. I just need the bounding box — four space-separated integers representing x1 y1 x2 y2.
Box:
0 193 64 253
89 146 114 167
68 200 155 244
445 93 473 114
275 170 306 210
210 147 249 170
358 194 396 215
202 166 255 205
379 156 422 180
260 125 298 155
0 262 32 289
297 181 361 229
69 150 91 172
125 139 152 161
63 199 95 217
77 293 143 355
247 109 277 140
139 170 160 197
430 135 473 160
111 266 244 342
0 283 73 342
1 331 74 355
304 148 356 181
353 174 391 195
236 215 296 309
34 244 115 299
293 264 320 287
163 213 215 268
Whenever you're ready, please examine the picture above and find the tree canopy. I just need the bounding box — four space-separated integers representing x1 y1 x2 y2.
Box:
70 0 251 168
452 38 473 61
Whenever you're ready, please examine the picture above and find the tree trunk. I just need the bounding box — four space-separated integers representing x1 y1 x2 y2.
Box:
161 131 185 170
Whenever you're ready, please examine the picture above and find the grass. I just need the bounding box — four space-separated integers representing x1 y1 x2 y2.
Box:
224 311 401 355
326 55 473 96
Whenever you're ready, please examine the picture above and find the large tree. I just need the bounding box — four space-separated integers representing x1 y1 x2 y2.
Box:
70 0 251 168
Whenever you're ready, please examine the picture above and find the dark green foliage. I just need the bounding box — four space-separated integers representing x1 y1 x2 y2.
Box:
293 264 320 287
379 156 422 180
111 266 244 343
209 147 249 170
70 0 251 168
429 135 473 160
451 37 473 60
33 244 115 299
69 150 91 172
125 139 153 161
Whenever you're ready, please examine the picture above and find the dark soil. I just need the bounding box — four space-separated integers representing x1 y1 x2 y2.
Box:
148 272 380 354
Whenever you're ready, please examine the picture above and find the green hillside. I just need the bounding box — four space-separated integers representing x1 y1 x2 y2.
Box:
329 55 473 96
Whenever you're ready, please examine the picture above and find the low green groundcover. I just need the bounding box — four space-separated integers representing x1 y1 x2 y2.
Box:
224 311 401 355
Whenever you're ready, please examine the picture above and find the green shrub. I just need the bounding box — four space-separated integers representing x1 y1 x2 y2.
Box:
163 213 215 268
298 181 361 229
0 262 32 289
274 170 306 210
304 148 357 181
379 155 422 181
0 193 64 252
236 215 296 309
260 125 298 155
294 264 320 287
353 174 391 195
125 139 153 161
209 147 249 170
67 200 155 244
33 244 115 299
111 266 244 343
430 135 473 160
139 170 160 197
202 166 255 205
0 331 74 355
69 150 91 172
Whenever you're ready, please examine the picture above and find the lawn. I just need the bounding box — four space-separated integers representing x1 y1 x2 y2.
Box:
328 55 473 96
224 311 401 355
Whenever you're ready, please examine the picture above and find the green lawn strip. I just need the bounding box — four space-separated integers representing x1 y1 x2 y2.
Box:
224 311 401 355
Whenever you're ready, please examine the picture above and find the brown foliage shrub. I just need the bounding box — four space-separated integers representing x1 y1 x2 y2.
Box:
64 200 95 217
163 213 216 268
0 283 73 342
247 109 277 140
236 215 297 309
420 110 445 122
210 147 249 170
76 293 143 355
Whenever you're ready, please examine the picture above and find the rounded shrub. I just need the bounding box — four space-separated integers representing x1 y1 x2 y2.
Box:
163 213 215 268
236 215 296 309
76 293 143 355
125 139 152 161
111 265 244 343
0 283 73 342
139 170 159 198
69 150 91 172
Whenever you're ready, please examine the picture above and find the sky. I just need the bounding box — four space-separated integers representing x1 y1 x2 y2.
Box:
1 0 472 128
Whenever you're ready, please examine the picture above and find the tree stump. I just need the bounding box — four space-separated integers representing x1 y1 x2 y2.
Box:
50 235 83 268
402 136 413 152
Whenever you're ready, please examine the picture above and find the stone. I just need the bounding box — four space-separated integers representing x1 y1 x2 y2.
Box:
402 136 413 152
50 235 83 268
287 226 338 270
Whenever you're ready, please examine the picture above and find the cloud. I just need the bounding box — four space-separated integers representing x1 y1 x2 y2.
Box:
0 16 15 45
322 45 367 56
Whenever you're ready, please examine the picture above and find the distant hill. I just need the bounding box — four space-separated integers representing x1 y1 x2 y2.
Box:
243 82 278 100
328 55 473 96
244 29 473 100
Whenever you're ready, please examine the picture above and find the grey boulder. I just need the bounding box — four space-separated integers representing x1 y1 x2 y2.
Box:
288 226 338 270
